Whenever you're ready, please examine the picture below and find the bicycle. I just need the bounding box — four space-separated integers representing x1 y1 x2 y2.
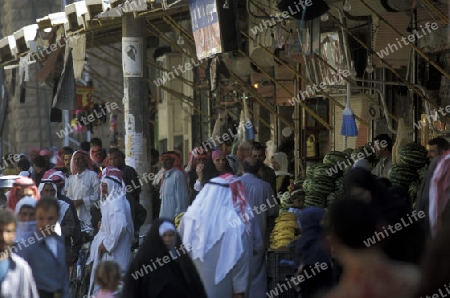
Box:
70 226 93 298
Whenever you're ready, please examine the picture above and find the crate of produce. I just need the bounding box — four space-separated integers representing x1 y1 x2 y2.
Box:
266 249 298 298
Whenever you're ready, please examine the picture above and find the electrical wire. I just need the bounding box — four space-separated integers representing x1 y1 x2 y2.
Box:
419 0 449 24
240 30 367 127
359 0 450 81
328 13 444 116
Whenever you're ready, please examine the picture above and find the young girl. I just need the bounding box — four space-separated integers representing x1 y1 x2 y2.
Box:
94 261 121 298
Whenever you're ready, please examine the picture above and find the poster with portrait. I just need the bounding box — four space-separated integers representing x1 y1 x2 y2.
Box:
122 37 143 77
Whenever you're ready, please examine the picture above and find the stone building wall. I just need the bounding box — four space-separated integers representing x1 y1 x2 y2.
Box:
0 1 124 156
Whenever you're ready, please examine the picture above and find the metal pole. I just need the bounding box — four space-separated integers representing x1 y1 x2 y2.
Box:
411 9 418 142
63 110 69 147
122 15 151 225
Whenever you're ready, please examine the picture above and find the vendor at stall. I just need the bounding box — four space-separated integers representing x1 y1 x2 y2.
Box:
371 134 393 178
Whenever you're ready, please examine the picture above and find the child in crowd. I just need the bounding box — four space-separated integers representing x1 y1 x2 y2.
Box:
94 261 121 298
288 189 306 230
16 197 69 298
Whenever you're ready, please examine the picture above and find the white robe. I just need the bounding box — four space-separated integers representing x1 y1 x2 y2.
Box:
86 193 134 296
65 170 100 228
192 232 251 298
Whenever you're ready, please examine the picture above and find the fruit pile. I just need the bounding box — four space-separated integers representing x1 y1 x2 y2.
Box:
302 150 350 208
389 142 428 203
174 212 185 228
270 212 300 250
279 191 293 214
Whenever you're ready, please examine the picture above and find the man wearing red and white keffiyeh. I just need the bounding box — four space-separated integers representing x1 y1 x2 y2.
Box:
429 150 450 236
179 173 260 298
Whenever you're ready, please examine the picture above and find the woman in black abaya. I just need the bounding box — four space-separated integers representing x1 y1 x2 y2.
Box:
122 218 207 298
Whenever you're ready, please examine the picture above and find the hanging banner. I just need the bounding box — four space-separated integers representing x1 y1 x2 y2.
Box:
189 0 222 60
122 37 143 77
76 86 94 110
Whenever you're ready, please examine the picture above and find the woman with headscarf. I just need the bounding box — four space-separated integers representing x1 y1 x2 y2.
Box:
87 168 134 296
39 179 77 267
294 207 333 298
187 152 208 202
194 150 233 192
14 196 37 243
123 218 207 298
271 152 292 194
7 177 40 211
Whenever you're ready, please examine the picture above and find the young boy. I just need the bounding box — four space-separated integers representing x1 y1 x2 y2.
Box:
0 209 39 297
288 189 306 230
17 197 69 298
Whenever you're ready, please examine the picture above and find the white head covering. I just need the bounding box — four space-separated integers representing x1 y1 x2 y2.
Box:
100 167 125 202
272 152 291 176
14 196 37 215
44 170 67 195
353 158 371 171
38 180 58 199
179 175 251 285
159 221 176 237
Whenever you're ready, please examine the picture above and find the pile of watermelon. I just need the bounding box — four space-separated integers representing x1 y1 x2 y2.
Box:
303 150 352 208
301 142 428 208
388 142 428 203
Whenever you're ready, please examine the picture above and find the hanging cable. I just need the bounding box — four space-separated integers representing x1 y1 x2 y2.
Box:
327 13 442 114
359 0 450 80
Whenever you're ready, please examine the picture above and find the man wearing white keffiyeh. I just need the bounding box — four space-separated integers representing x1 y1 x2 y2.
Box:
179 173 256 298
86 168 134 297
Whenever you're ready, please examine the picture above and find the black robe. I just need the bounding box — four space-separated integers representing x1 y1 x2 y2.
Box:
122 218 207 298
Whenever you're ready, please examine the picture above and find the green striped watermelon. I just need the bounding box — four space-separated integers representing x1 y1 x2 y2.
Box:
304 194 327 208
306 164 319 179
326 192 337 208
311 179 335 197
388 165 419 188
314 164 343 179
417 165 428 181
335 177 344 191
323 151 347 165
342 148 354 158
398 143 428 168
302 179 313 193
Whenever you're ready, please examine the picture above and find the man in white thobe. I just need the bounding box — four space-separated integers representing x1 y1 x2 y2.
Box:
179 174 252 298
65 150 100 228
87 168 134 296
